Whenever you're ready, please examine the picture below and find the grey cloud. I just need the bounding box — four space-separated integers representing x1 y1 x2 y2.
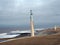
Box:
0 0 60 25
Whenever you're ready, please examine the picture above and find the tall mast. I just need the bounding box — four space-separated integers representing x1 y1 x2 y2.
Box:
30 10 34 37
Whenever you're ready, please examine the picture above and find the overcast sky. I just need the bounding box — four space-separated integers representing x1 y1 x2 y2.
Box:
0 0 60 26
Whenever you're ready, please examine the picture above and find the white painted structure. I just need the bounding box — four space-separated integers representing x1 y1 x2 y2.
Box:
30 10 34 37
54 25 57 31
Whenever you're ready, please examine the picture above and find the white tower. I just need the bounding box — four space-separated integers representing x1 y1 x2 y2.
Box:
30 10 34 37
54 25 57 31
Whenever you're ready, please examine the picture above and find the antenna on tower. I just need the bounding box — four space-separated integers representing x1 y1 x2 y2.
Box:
30 10 32 15
30 10 34 37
